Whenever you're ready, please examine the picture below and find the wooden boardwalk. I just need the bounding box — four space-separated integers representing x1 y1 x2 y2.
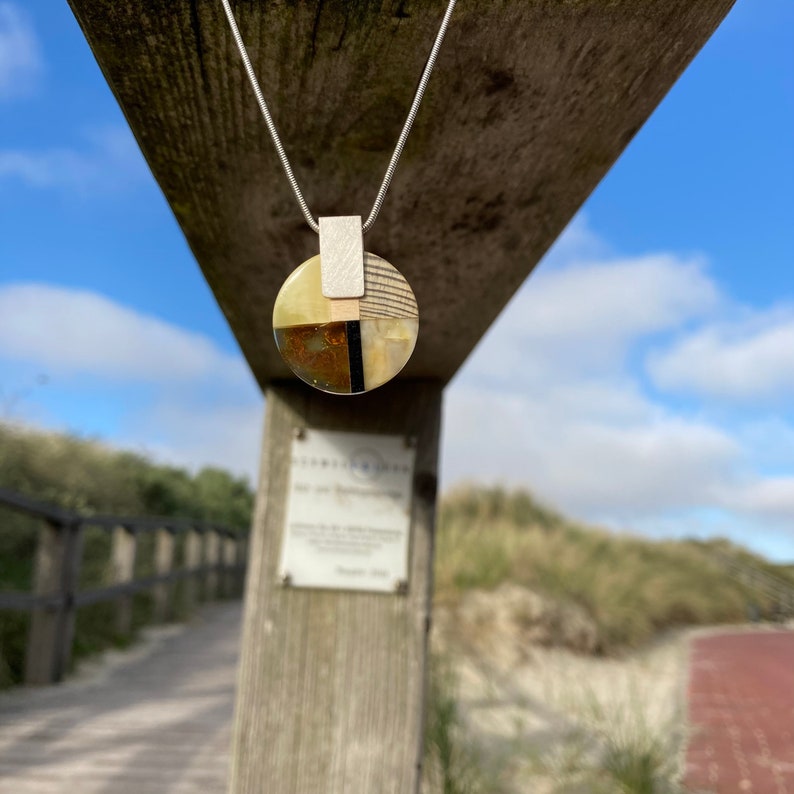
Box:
0 603 241 794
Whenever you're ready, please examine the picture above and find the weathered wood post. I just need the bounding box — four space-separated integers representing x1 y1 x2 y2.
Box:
152 526 175 622
223 534 238 598
183 527 203 612
204 528 221 601
25 518 83 685
230 380 442 794
234 534 247 597
110 525 137 636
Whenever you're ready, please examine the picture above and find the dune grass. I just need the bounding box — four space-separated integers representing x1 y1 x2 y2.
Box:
424 657 509 794
531 709 683 794
436 485 785 653
525 652 687 794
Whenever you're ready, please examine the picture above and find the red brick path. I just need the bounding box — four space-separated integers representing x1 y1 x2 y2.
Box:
685 631 794 794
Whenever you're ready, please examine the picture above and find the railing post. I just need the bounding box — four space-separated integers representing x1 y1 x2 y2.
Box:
25 518 83 685
204 528 221 601
235 535 248 597
153 526 175 622
223 534 237 597
110 525 137 636
183 527 203 611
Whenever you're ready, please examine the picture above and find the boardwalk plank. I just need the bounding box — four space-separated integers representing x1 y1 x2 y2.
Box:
0 603 241 794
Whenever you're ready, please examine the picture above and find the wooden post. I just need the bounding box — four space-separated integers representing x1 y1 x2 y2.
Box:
25 519 83 685
183 527 203 611
229 380 442 794
235 535 248 597
152 527 175 622
217 531 228 598
223 535 238 598
204 529 221 601
110 525 137 636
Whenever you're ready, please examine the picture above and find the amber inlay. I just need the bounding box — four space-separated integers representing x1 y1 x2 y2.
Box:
274 323 351 394
273 253 419 394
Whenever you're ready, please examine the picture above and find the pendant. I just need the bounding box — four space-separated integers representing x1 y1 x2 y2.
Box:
272 252 419 395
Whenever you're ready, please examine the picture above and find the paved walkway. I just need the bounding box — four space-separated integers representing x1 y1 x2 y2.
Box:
685 630 794 794
0 603 242 794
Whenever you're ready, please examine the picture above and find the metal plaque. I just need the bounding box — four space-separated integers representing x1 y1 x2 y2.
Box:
279 429 416 593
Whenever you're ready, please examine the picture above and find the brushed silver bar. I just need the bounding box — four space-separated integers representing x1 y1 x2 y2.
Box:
319 216 365 299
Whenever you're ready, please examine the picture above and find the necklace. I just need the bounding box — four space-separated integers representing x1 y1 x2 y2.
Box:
220 0 456 395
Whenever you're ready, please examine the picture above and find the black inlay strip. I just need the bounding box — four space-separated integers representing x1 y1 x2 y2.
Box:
346 320 366 393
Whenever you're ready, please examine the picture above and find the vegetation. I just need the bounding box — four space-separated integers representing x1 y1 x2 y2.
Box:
436 485 791 654
424 658 507 794
533 700 683 794
0 422 254 687
0 423 253 527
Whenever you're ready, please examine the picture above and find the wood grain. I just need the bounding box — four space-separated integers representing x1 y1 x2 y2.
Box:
153 527 175 622
204 529 221 601
25 520 83 685
182 528 203 612
110 526 136 637
328 297 360 322
223 536 239 597
230 380 442 794
360 253 419 320
66 0 736 387
0 602 241 794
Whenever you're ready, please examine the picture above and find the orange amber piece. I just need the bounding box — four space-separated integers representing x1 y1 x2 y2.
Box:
274 323 352 393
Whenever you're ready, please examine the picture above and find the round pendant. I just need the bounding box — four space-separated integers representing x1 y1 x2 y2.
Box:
272 252 419 395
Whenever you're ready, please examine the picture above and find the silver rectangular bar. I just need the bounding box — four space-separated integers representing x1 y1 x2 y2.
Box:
319 216 365 299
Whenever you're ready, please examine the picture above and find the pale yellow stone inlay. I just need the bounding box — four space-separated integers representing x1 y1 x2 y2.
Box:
272 256 331 327
360 318 419 390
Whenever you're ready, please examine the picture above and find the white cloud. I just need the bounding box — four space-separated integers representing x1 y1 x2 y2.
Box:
0 282 264 481
0 3 42 99
0 283 253 388
444 217 794 554
648 309 794 402
444 383 738 520
459 252 719 388
725 477 794 523
519 254 716 342
125 401 265 482
0 126 149 192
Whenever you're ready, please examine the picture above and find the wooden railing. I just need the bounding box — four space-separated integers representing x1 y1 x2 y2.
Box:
0 486 247 685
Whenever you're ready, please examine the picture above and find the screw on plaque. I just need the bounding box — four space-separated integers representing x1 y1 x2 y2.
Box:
394 579 408 595
280 572 292 587
294 427 306 440
404 436 417 449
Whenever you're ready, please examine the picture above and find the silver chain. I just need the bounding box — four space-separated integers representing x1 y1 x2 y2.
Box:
220 0 457 235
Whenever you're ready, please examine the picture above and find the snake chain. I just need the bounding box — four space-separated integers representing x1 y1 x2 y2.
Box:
219 0 457 234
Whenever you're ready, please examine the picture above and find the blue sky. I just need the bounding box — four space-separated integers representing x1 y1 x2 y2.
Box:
1 1 792 561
